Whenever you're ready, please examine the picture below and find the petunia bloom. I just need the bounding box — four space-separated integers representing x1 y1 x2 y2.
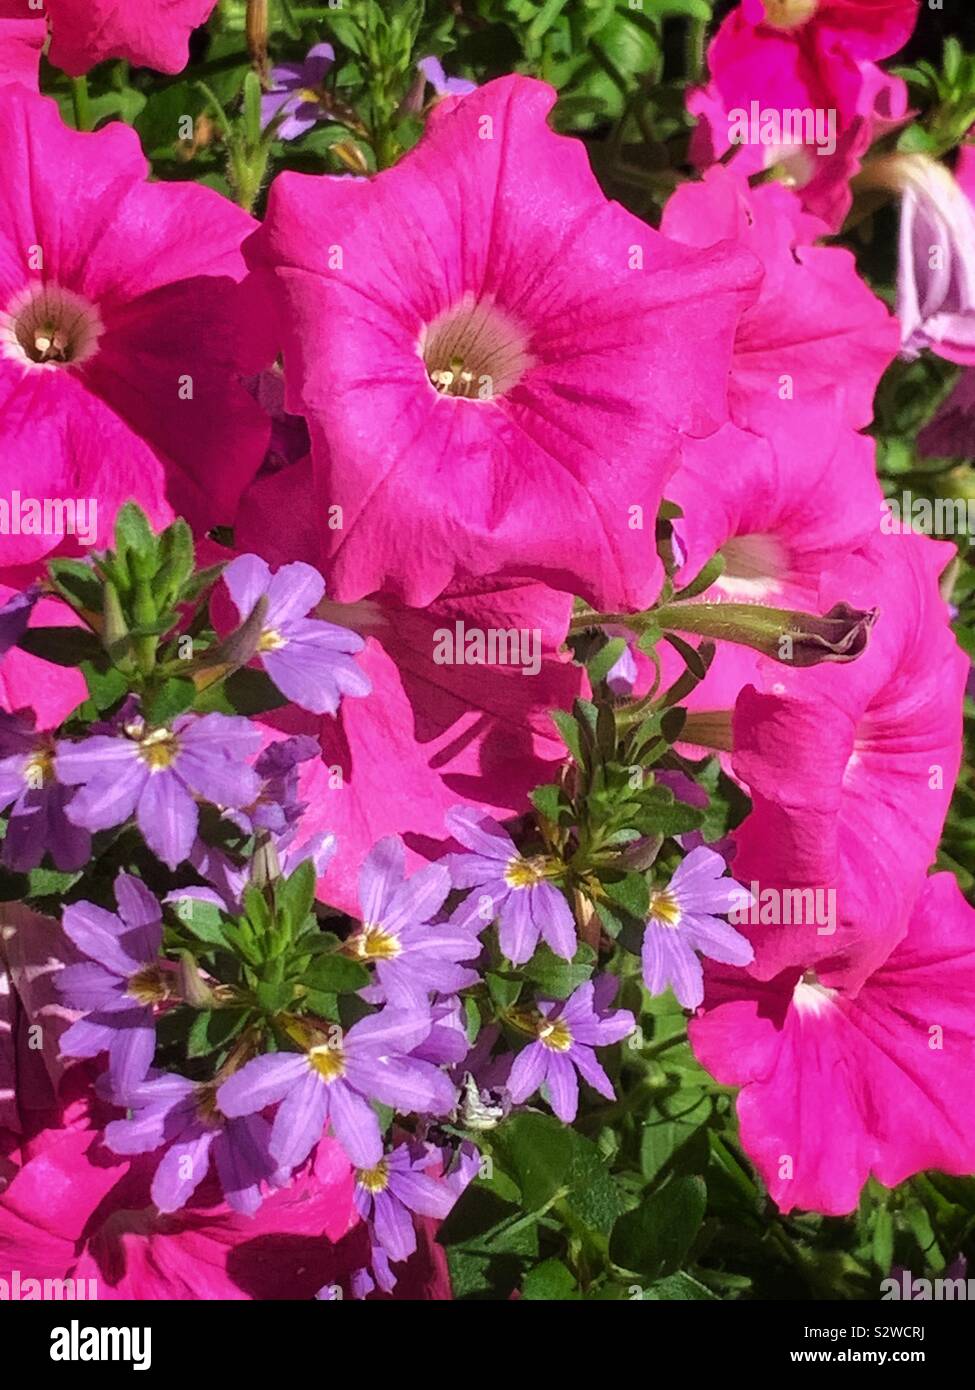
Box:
104 1073 282 1216
57 710 262 871
217 1009 457 1172
690 874 975 1215
222 554 370 716
0 0 219 77
506 979 635 1123
0 86 268 568
446 805 576 965
0 709 90 872
347 836 479 1006
642 847 755 1011
57 874 165 1097
260 42 336 141
245 74 759 609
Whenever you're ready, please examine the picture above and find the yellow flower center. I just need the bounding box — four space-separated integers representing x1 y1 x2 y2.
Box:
137 727 179 772
762 0 818 30
309 1042 347 1083
258 628 287 652
537 1018 573 1052
126 964 169 1005
649 890 682 928
349 923 402 961
357 1160 390 1193
503 856 549 890
23 748 54 790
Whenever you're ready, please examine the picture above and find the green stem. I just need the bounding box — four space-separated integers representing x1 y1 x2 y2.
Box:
70 75 93 132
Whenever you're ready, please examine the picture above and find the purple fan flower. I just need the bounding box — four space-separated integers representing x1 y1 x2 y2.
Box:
642 846 754 1010
0 711 90 872
217 1008 457 1171
507 979 634 1123
57 710 262 871
345 1241 397 1300
234 733 320 839
417 55 476 98
350 836 479 1006
223 555 371 717
57 873 166 1096
104 1073 282 1215
446 806 575 965
261 42 336 141
353 1141 457 1265
0 585 37 658
606 638 638 696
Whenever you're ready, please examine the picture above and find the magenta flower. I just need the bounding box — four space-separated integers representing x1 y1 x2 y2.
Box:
217 1009 457 1171
223 554 371 716
104 1073 282 1216
0 13 42 91
353 1142 457 1265
261 42 336 140
13 0 219 77
57 874 165 1097
0 86 268 568
446 806 575 965
690 874 975 1215
57 711 262 871
247 74 758 609
507 980 635 1123
0 710 90 872
643 847 754 1010
350 836 479 1006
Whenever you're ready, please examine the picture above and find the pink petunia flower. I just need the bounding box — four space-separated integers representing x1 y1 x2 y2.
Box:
0 86 269 568
689 873 975 1215
0 11 43 87
244 75 760 610
0 0 217 77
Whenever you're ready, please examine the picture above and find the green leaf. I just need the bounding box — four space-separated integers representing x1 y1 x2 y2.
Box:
602 871 650 920
521 1258 578 1300
304 954 370 994
550 708 585 766
522 942 595 1000
491 1112 576 1211
486 971 522 1010
187 1007 248 1058
587 636 628 686
194 667 289 716
276 859 316 938
644 1271 719 1300
170 895 229 948
145 677 196 725
609 1176 707 1280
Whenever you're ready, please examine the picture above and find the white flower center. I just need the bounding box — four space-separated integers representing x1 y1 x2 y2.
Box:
421 293 531 401
0 282 103 371
762 0 818 30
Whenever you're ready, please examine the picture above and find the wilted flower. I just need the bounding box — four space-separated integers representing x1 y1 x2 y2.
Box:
893 154 975 363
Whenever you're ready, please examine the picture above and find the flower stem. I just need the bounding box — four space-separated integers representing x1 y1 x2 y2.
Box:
70 75 93 132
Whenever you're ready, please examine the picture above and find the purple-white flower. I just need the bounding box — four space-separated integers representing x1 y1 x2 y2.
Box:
417 55 476 99
895 154 975 363
217 1008 457 1172
642 846 754 1010
0 586 37 659
446 806 575 965
353 1142 457 1265
0 710 89 872
261 43 336 141
56 710 262 871
57 874 166 1096
507 979 635 1123
104 1073 282 1216
223 555 371 717
350 836 479 1006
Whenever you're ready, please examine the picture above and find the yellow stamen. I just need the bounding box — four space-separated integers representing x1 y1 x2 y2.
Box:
127 964 169 1006
649 889 682 929
258 628 287 652
357 1160 390 1193
23 748 54 790
309 1042 346 1083
537 1018 573 1052
349 923 402 961
503 856 549 890
138 727 179 771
